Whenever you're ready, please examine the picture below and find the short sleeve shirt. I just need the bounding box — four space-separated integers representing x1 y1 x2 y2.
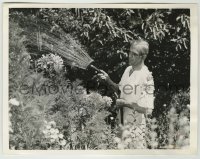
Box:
118 65 155 125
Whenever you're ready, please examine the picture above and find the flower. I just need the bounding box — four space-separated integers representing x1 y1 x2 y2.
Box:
150 132 157 138
58 134 64 139
42 130 48 134
169 107 176 114
110 117 114 120
179 116 188 126
151 118 157 123
54 129 59 134
9 98 20 106
184 125 190 133
50 134 58 139
59 139 66 146
124 138 132 144
49 121 56 127
114 137 121 143
122 130 130 138
37 53 63 72
50 138 56 143
102 96 113 107
117 143 125 149
151 141 158 148
46 125 51 130
151 124 158 130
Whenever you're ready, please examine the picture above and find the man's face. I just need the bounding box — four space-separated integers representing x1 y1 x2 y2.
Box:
129 47 143 67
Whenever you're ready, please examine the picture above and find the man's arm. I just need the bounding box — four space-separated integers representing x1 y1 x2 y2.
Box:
97 70 119 93
116 99 147 114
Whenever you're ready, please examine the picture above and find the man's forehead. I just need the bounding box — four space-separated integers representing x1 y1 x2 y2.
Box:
130 47 140 54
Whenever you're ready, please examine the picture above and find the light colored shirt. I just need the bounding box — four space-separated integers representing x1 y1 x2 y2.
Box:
118 65 155 125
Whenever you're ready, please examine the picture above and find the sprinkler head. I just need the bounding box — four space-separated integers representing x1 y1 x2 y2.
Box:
86 63 101 74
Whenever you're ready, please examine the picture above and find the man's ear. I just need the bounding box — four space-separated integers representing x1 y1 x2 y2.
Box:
142 54 147 60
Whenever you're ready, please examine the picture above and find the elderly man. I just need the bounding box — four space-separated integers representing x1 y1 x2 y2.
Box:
98 39 155 148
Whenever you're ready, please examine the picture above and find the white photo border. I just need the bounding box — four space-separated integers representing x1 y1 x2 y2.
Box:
2 3 198 155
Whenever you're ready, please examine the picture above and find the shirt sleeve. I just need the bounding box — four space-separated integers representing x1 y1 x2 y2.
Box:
136 72 155 114
118 66 130 92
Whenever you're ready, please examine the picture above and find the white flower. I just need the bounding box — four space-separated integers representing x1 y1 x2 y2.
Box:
179 116 188 126
117 143 125 149
54 129 59 134
151 118 156 123
151 124 158 130
50 138 56 143
37 53 63 72
42 130 48 134
169 107 176 114
46 132 51 137
49 121 56 127
51 134 58 139
184 125 190 133
122 130 130 138
124 138 132 144
46 125 51 130
150 132 157 138
50 128 56 134
58 134 64 139
9 98 20 106
151 141 158 148
110 117 114 120
59 139 66 146
114 137 121 143
103 96 113 107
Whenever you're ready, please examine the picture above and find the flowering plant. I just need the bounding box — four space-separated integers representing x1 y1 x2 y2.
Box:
37 53 64 73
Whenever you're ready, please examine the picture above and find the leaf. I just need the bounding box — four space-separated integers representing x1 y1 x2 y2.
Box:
155 22 159 31
129 9 135 14
124 34 128 42
98 40 103 46
181 15 183 23
106 16 111 22
152 27 157 40
160 30 165 37
92 17 96 24
183 39 188 49
176 16 181 21
186 20 190 29
141 23 145 30
105 22 109 29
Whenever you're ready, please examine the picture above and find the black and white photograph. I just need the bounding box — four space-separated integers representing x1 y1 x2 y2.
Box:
3 3 198 154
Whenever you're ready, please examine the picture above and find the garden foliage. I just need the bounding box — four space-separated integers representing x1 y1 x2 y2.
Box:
9 8 190 150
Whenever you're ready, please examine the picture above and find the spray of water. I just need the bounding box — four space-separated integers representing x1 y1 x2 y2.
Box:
24 17 94 70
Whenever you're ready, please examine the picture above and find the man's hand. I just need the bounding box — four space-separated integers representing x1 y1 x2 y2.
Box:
116 99 139 110
97 70 111 83
116 98 129 108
